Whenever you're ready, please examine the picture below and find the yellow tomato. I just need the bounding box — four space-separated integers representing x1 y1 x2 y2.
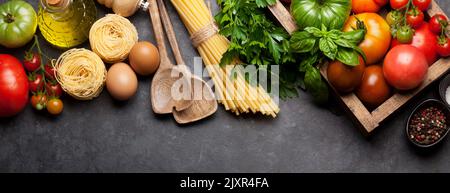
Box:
343 13 391 65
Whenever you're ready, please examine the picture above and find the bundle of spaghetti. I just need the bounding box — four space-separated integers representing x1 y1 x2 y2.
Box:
89 14 138 63
171 0 280 117
54 48 107 100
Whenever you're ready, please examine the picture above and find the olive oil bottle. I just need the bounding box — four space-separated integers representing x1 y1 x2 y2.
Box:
38 0 97 49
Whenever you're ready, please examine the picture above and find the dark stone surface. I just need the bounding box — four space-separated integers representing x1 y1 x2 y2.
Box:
1 0 450 172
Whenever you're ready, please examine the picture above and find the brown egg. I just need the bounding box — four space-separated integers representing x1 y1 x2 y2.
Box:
129 41 160 76
106 62 138 101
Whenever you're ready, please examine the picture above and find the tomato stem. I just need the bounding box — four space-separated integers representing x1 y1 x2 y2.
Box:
403 0 413 26
29 35 48 95
4 13 14 23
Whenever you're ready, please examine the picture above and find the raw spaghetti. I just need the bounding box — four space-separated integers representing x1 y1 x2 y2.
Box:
54 48 107 100
89 14 138 63
171 0 280 117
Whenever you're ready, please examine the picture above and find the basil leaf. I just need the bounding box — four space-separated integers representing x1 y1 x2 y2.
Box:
340 29 365 44
305 27 324 38
336 47 360 66
319 37 338 60
290 31 317 53
334 38 354 48
304 65 328 104
299 54 318 72
353 46 367 63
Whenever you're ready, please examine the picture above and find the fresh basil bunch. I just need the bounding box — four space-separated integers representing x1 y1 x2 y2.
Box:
290 25 366 103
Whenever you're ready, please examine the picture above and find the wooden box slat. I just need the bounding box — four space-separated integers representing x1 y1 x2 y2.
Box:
269 0 450 135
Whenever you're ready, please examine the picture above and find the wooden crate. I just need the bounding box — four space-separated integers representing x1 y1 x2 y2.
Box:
269 0 450 135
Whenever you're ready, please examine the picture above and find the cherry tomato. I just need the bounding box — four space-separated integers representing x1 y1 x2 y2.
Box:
386 10 403 26
327 57 365 93
343 13 391 65
391 23 438 66
383 45 428 90
406 8 424 29
437 36 450 57
30 93 47 111
390 0 409 10
45 81 63 97
46 98 63 115
429 14 448 34
396 26 414 43
356 65 391 109
28 73 44 93
23 52 41 72
412 0 431 11
44 63 56 80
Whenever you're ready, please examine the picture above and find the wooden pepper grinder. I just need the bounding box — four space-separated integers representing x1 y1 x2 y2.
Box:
97 0 149 17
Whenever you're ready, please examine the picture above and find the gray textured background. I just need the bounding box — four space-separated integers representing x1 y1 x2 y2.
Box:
1 0 450 172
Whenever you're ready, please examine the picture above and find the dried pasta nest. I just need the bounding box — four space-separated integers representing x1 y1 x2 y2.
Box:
54 48 107 100
89 14 138 63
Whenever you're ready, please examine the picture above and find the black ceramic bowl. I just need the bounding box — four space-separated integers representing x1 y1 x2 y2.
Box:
439 74 450 108
406 99 450 148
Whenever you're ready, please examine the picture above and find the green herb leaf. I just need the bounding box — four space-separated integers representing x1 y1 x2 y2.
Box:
217 0 292 66
319 37 338 60
290 31 316 53
340 29 365 44
299 54 318 72
305 27 324 38
336 47 360 66
304 65 328 103
255 0 276 7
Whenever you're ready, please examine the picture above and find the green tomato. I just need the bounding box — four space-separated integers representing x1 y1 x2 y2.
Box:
396 26 414 44
0 0 37 48
290 0 351 30
386 10 403 26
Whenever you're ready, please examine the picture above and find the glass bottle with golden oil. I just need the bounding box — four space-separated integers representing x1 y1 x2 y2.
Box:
38 0 97 49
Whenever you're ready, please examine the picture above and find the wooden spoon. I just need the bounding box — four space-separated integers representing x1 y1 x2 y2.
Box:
148 0 193 114
157 0 218 124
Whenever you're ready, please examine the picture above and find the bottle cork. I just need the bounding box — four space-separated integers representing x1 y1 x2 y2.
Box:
46 0 63 6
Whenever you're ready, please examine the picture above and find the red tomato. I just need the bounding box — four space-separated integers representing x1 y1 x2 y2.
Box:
437 37 450 57
28 73 44 93
23 52 41 72
356 65 391 108
44 63 56 80
391 23 438 66
429 14 448 34
383 45 428 90
412 0 431 11
30 93 47 111
406 8 424 29
0 54 29 117
390 0 409 9
327 57 365 93
45 81 63 97
374 0 388 5
352 0 388 14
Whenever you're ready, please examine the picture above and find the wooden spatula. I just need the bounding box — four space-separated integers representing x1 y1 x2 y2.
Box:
148 0 193 114
157 0 218 123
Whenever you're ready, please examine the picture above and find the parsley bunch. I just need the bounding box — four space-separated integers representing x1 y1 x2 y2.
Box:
215 0 300 99
215 0 294 67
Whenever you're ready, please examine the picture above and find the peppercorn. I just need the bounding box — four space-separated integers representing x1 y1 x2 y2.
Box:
408 106 448 145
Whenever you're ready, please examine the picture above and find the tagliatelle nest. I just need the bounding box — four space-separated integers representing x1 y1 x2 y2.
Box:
89 14 138 63
54 48 107 100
